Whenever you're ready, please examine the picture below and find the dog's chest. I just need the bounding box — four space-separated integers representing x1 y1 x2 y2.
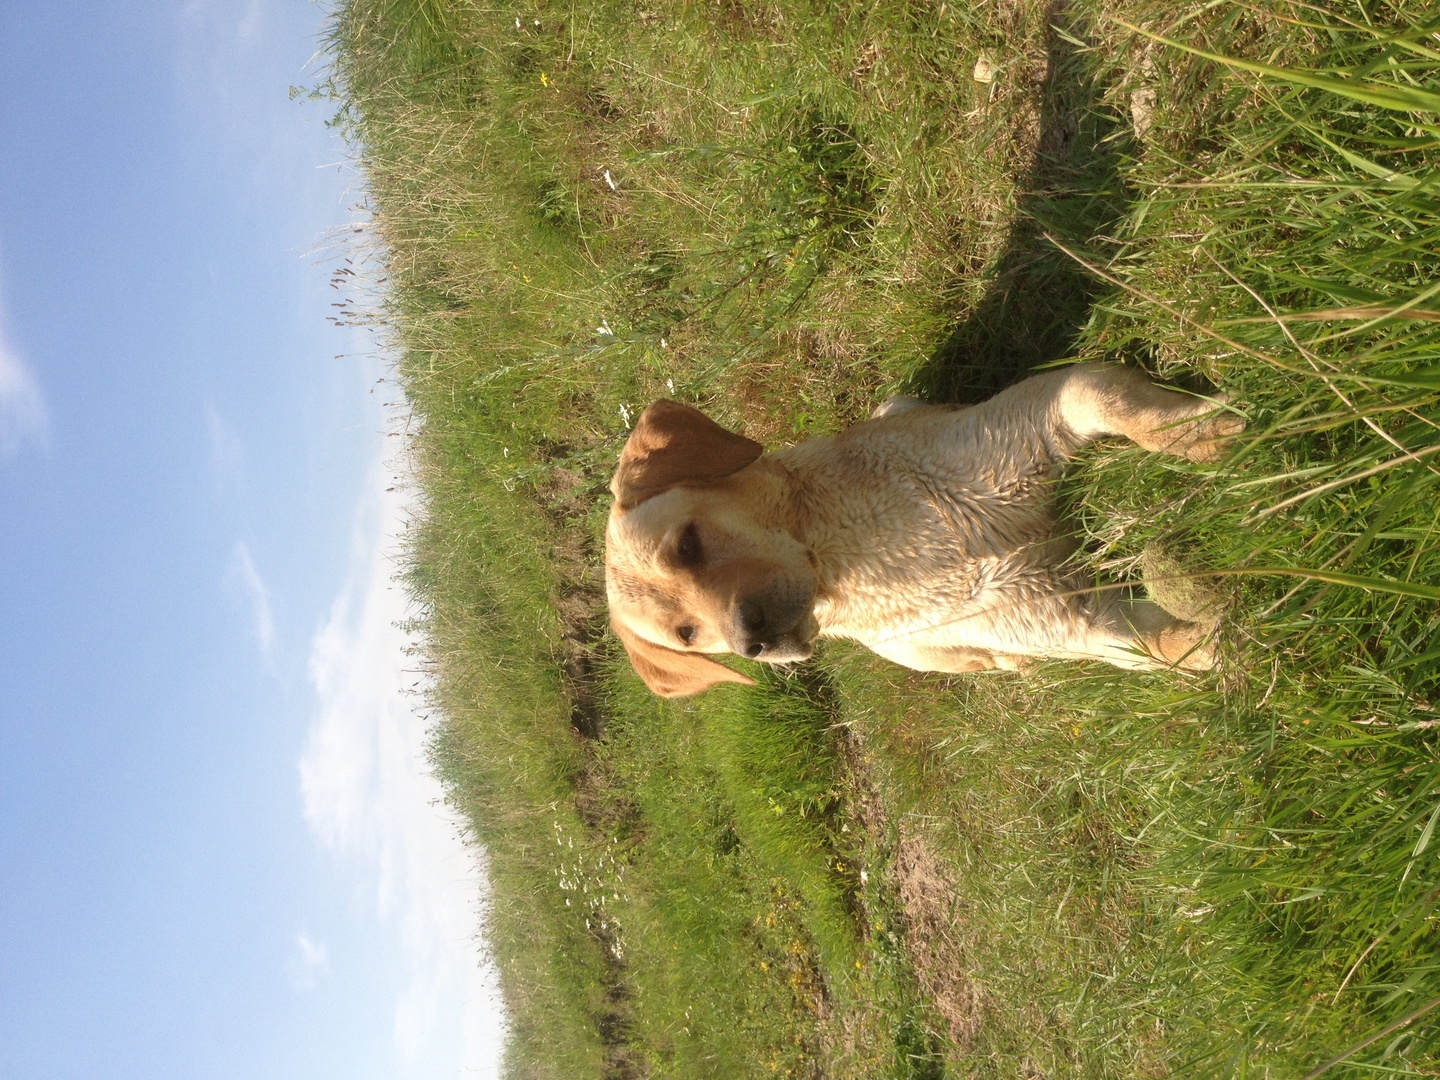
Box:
781 417 1060 638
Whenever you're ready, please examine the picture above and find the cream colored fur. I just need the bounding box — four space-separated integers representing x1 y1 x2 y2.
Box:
605 363 1244 696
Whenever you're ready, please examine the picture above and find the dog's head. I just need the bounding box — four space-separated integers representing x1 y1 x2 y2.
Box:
605 400 819 697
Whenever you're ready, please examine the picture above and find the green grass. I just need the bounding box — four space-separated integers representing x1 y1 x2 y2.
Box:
322 1 1440 1076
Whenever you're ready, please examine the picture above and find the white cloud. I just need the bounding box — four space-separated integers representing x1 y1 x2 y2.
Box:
206 405 247 502
0 332 47 459
176 0 332 204
236 0 264 42
300 454 505 1077
288 932 331 992
224 541 276 657
181 0 267 56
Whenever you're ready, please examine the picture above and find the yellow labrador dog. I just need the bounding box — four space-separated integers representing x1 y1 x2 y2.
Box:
605 363 1243 696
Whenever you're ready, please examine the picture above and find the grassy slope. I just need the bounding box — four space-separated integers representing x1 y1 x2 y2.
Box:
326 1 1440 1076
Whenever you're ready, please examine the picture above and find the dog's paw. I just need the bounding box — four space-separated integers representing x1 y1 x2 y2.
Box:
1156 622 1218 671
1179 397 1246 462
992 653 1037 674
871 395 927 419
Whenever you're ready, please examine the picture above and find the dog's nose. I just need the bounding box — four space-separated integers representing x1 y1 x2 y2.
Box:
735 598 771 658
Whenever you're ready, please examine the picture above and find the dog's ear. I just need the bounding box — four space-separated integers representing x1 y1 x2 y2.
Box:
612 622 756 697
611 400 763 510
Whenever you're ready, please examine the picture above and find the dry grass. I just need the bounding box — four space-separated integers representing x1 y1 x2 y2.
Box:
326 1 1440 1075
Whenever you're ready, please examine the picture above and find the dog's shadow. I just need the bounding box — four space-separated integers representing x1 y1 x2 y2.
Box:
907 22 1133 405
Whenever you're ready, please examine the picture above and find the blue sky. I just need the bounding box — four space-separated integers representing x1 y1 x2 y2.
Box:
0 3 502 1077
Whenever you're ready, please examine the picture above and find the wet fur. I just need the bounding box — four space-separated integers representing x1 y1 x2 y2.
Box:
606 364 1244 696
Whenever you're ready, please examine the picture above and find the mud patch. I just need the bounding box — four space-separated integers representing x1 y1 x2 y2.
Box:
894 829 982 1051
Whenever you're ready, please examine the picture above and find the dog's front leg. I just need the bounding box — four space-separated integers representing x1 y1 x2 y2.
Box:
1076 596 1218 671
867 640 1011 673
988 363 1243 464
1052 363 1244 462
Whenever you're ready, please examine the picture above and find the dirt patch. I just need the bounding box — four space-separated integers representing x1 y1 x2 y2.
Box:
532 463 649 1078
894 828 983 1051
835 725 983 1058
533 465 610 738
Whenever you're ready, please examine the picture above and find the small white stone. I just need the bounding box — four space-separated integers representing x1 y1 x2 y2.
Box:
1131 87 1158 139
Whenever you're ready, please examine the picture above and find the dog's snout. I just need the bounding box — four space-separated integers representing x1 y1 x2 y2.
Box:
726 593 817 663
735 598 772 658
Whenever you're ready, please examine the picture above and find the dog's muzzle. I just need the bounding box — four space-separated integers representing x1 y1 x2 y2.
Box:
727 595 816 662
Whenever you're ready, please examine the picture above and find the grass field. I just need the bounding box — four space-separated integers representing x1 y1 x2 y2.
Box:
322 1 1440 1075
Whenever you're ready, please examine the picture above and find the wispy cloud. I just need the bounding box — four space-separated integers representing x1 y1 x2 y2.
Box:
236 0 264 42
224 541 276 656
288 932 331 992
177 0 330 197
206 406 246 503
300 455 505 1075
0 329 47 460
181 0 267 58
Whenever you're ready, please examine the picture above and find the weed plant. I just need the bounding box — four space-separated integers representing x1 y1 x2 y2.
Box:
325 1 1440 1076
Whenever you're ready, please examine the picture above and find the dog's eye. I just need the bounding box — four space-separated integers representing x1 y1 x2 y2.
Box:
675 523 703 566
676 625 697 646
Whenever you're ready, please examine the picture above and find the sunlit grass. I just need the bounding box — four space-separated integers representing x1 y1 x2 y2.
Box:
327 1 1440 1075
